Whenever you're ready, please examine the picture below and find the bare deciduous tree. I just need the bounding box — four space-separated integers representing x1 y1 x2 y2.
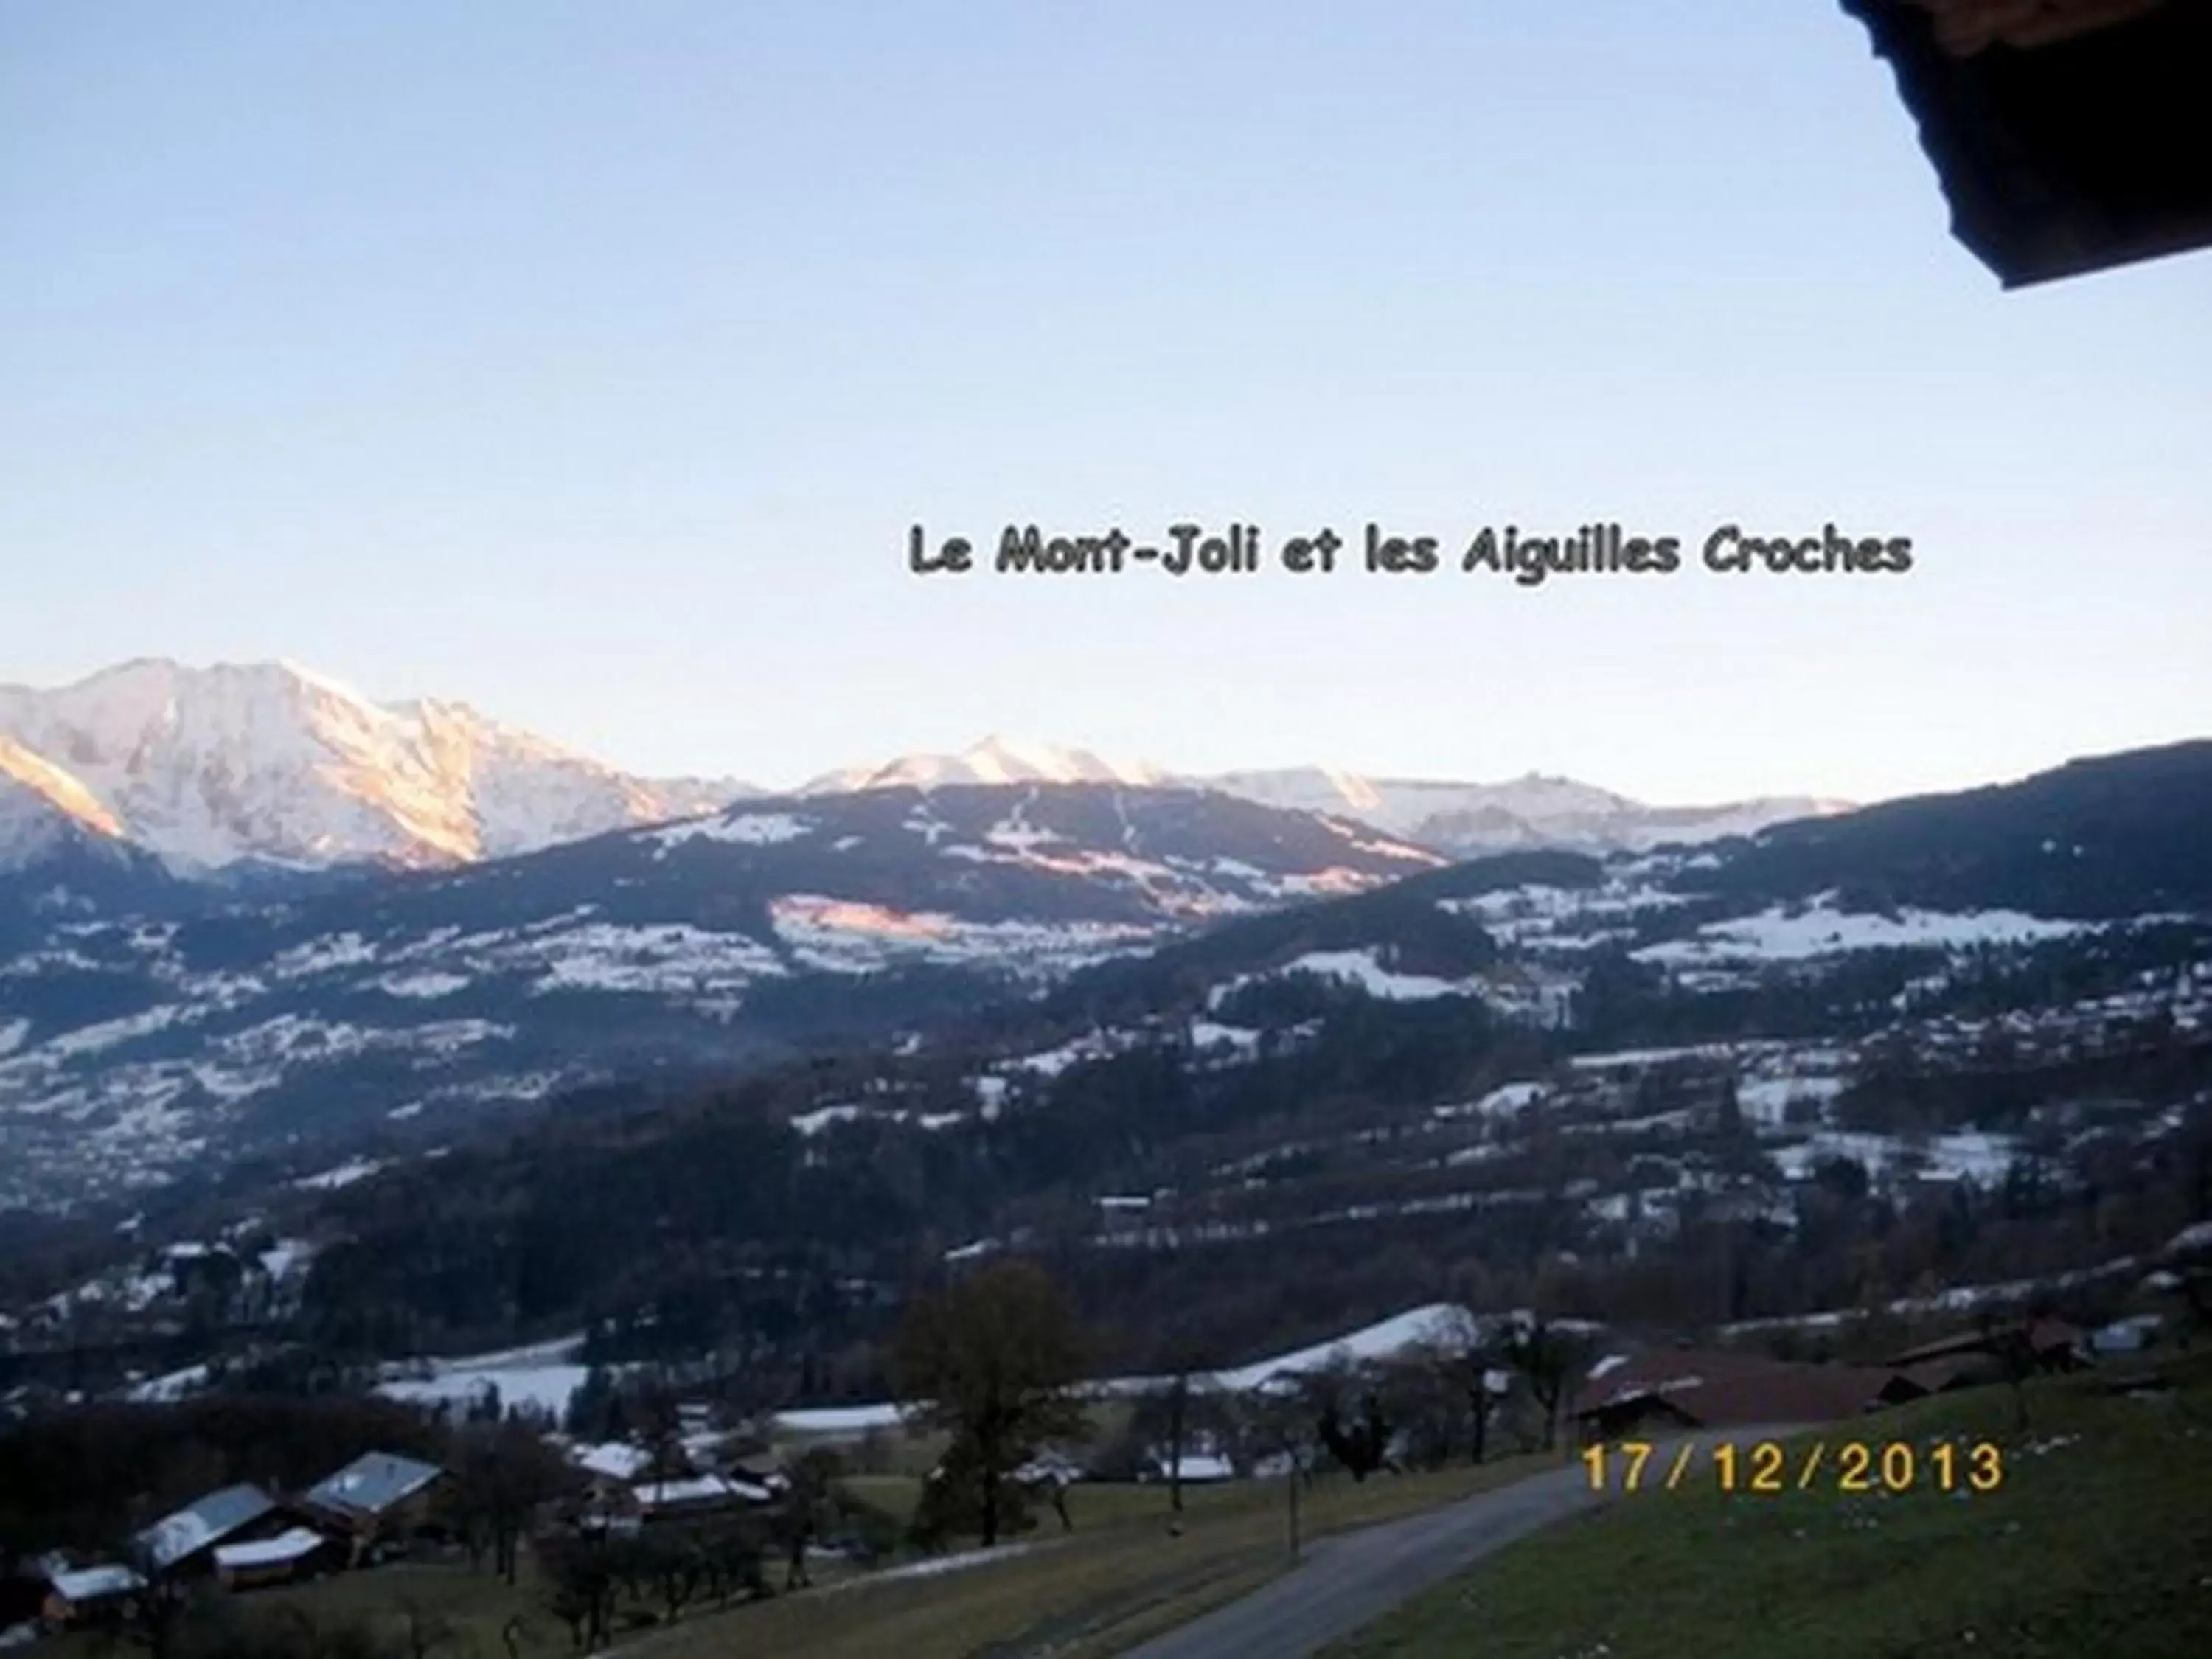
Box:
894 1259 1091 1548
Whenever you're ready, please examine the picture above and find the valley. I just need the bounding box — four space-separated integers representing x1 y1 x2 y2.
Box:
2 722 2208 1659
1 741 2205 1427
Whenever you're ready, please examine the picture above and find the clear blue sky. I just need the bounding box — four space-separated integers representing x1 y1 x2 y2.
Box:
4 1 2207 802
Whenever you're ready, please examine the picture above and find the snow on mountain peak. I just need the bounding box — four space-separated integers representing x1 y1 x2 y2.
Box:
790 740 1842 856
0 735 125 841
0 660 752 874
0 658 1849 875
0 734 133 870
803 736 1171 795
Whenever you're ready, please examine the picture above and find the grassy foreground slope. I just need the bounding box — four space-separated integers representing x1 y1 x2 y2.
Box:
48 1459 1556 1659
646 1454 1554 1659
1326 1352 2212 1659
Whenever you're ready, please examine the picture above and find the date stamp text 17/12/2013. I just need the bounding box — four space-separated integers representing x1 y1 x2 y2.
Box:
1581 1439 2005 1496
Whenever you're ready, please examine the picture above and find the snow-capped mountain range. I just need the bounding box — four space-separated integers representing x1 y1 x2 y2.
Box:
805 740 1847 857
0 659 1843 881
0 726 2202 1214
0 781 1446 1208
0 661 751 875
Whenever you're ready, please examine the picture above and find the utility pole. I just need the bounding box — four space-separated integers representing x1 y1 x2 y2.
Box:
1286 1448 1302 1564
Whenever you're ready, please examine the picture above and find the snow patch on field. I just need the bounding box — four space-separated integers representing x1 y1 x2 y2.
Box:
1770 1130 2018 1184
125 1363 211 1403
1189 1020 1262 1059
271 932 380 978
526 922 787 996
294 1156 383 1191
1278 948 1479 1002
774 1402 910 1434
374 1332 592 1418
1571 1040 1764 1071
1737 1074 1847 1126
643 811 812 854
873 1543 1034 1582
373 971 471 999
1001 1032 1121 1077
1211 1303 1472 1391
42 1005 184 1060
1432 1081 1545 1121
792 1103 865 1136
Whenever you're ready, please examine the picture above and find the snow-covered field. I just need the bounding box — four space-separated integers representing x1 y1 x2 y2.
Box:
1276 949 1480 1002
374 1332 593 1419
771 1301 1500 1436
1636 901 2085 967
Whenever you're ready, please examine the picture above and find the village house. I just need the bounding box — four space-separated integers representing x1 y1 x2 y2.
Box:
213 1527 345 1592
2089 1313 2164 1356
39 1563 147 1628
628 1472 774 1525
725 1453 792 1497
1571 1348 1897 1443
133 1483 289 1579
571 1439 653 1487
1014 1450 1085 1489
1138 1446 1235 1484
1876 1352 1993 1403
1884 1316 2088 1376
302 1452 451 1565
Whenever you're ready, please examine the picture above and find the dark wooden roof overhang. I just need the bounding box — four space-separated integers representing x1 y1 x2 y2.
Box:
1840 0 2212 285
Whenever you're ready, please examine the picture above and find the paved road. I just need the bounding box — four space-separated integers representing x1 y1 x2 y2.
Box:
1121 1427 1810 1659
1118 1462 1602 1659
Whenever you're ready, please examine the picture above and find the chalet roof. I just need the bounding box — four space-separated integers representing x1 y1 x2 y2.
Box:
134 1484 276 1571
1886 1329 2000 1365
1015 1450 1085 1487
571 1441 653 1482
305 1452 445 1518
48 1564 146 1602
1151 1450 1236 1482
1885 1317 2082 1368
1840 0 2212 285
1572 1348 1894 1428
1888 1354 1994 1395
2028 1316 2084 1353
213 1528 329 1571
1905 0 2168 55
632 1474 772 1510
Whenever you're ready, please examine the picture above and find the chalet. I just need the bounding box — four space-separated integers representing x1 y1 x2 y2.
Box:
1144 1449 1235 1484
302 1452 451 1564
1573 1349 1896 1442
134 1484 284 1578
1884 1317 2087 1374
41 1563 146 1627
1015 1450 1085 1489
571 1441 653 1484
629 1473 773 1525
726 1454 792 1496
2089 1314 2163 1355
213 1527 344 1592
1877 1353 1995 1404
